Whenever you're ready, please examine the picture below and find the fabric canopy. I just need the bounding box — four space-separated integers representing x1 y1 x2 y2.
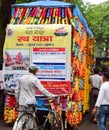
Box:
12 0 74 7
12 0 93 37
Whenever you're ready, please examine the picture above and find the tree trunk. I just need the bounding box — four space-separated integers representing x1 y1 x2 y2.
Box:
0 0 16 69
106 42 109 57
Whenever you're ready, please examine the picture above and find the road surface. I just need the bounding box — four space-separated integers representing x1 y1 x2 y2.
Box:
0 113 99 130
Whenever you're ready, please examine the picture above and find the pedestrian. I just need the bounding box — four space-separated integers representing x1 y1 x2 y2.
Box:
0 83 5 119
89 68 102 122
15 64 55 117
13 64 55 130
92 71 109 130
0 70 5 120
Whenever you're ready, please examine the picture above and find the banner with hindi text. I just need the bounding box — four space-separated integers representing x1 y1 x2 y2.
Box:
4 24 72 94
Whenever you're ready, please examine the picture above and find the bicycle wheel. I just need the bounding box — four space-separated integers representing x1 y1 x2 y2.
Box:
15 113 37 130
50 112 64 130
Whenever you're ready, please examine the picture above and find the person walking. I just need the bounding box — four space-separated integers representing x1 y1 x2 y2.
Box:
13 64 55 130
89 68 102 122
15 64 55 116
92 71 109 130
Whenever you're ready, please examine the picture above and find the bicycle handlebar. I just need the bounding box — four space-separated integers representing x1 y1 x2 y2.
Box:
36 94 69 101
21 94 69 111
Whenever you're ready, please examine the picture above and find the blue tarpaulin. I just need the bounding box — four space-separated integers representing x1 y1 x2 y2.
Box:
12 0 93 37
12 0 74 7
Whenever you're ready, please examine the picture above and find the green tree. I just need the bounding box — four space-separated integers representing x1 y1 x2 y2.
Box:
16 0 31 3
82 1 109 58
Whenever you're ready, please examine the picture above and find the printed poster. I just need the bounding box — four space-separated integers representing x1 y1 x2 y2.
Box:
4 24 72 94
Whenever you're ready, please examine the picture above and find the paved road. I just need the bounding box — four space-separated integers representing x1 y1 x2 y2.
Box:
0 119 12 130
77 113 99 130
0 113 99 130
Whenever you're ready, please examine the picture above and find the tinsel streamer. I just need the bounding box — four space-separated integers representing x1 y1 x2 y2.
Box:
52 8 56 23
58 8 61 24
62 8 65 24
65 8 69 24
48 8 53 23
45 8 50 24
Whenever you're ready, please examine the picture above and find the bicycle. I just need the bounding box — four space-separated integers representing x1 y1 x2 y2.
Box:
13 94 68 130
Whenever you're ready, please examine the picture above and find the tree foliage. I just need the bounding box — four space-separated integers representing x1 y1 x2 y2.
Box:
16 0 31 3
82 1 109 58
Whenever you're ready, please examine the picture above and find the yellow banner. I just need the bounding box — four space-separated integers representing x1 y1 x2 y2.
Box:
4 24 72 94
